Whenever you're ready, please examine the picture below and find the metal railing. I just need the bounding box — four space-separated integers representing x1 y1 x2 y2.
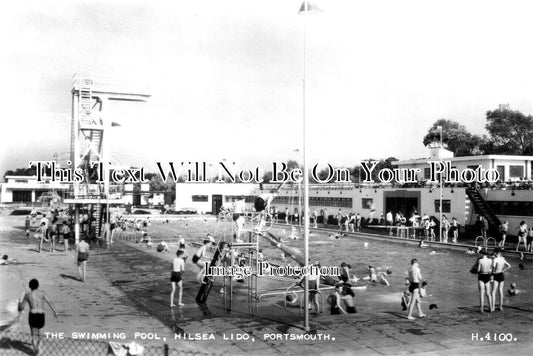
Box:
0 331 218 356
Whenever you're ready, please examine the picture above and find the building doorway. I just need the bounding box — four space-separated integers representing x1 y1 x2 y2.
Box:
212 195 223 215
13 190 32 203
384 190 421 218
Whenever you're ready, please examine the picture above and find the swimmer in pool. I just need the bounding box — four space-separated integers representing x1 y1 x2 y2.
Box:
339 263 358 283
507 283 521 296
368 266 391 286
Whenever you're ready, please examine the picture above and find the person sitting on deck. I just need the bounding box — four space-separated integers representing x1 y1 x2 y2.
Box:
368 266 391 286
157 241 170 253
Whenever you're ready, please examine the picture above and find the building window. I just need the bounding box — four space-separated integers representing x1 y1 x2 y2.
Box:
273 196 352 208
192 195 208 202
509 165 524 178
13 190 32 202
225 195 255 203
487 201 533 217
362 198 373 209
434 200 450 213
423 168 430 180
496 165 505 181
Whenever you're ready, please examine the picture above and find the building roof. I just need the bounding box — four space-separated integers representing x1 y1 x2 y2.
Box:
394 154 533 166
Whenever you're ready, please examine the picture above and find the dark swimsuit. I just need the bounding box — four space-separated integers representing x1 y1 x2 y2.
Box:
330 295 341 315
29 313 45 329
478 273 491 283
408 282 419 294
170 271 182 283
493 272 504 283
77 252 88 262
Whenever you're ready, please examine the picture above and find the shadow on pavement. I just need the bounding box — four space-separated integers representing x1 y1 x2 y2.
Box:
59 273 80 282
0 336 34 355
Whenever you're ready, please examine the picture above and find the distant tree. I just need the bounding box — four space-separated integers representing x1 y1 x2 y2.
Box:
3 165 56 181
263 160 301 183
286 160 300 171
362 157 397 182
3 167 37 180
310 166 334 183
423 119 484 156
483 107 533 155
350 165 362 184
145 172 176 204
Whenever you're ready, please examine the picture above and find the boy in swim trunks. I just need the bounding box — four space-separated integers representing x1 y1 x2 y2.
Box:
407 259 426 320
477 250 493 313
401 278 411 311
491 248 511 311
18 279 58 355
170 250 185 307
76 238 90 282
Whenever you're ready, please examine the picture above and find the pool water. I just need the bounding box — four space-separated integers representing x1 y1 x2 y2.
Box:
145 218 533 315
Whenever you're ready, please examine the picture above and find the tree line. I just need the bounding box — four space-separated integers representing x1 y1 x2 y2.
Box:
423 106 533 156
5 106 533 187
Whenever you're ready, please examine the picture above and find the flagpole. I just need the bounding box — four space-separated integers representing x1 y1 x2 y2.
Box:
302 0 310 332
439 126 443 243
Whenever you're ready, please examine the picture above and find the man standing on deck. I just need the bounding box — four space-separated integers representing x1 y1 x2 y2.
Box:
233 196 246 240
386 211 394 235
18 279 59 355
76 238 90 282
407 259 426 320
498 221 508 247
39 214 49 242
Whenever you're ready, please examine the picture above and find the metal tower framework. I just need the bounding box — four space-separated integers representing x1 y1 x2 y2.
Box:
67 74 150 243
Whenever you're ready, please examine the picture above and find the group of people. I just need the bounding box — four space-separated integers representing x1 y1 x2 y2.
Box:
472 248 511 313
16 209 93 355
386 211 460 243
488 219 533 252
28 209 72 253
169 234 215 308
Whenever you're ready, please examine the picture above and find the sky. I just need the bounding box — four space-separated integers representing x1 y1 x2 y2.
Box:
2 0 533 180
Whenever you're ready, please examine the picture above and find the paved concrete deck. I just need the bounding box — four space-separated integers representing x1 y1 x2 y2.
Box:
1 215 533 355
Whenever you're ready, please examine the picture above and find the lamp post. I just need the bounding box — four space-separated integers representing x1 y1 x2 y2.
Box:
298 0 321 332
438 125 443 243
105 122 121 248
299 0 311 332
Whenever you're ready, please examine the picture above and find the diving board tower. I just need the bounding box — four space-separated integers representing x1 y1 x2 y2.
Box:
67 74 150 243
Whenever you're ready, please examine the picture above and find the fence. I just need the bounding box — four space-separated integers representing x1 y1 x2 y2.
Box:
0 331 217 356
112 229 145 243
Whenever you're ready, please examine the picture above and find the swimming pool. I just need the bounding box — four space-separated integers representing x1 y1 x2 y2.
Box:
146 218 533 315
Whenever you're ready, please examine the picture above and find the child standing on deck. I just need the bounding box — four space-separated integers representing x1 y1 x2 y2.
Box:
170 250 185 307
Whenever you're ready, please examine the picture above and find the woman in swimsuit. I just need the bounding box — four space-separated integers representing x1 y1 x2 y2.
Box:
451 217 459 243
477 250 493 313
516 221 528 252
193 236 214 283
491 248 511 311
